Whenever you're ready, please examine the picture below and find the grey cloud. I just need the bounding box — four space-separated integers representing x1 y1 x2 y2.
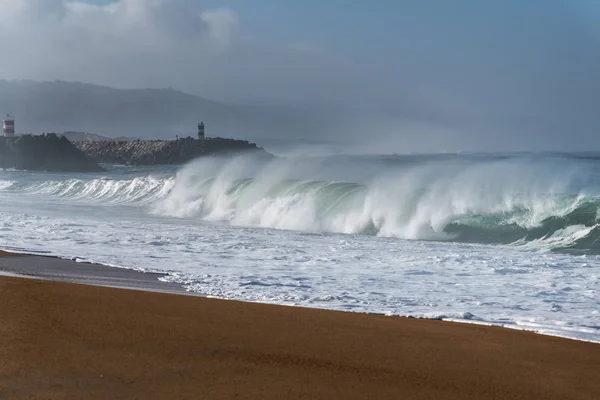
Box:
0 0 600 152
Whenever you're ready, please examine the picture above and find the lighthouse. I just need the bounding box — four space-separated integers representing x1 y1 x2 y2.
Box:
198 121 206 153
2 114 15 138
198 121 205 141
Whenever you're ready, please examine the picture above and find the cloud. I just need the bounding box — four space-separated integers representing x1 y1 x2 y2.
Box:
200 8 238 47
0 0 380 110
0 1 243 91
0 0 366 107
0 0 600 151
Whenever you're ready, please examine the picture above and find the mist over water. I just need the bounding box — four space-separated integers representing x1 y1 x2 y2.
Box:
144 153 600 252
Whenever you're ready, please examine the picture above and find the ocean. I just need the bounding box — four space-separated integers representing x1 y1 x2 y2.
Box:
0 152 599 342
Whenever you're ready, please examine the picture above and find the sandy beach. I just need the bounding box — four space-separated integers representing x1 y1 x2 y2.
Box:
0 262 599 399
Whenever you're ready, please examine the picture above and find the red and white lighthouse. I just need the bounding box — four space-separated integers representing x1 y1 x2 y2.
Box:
2 114 15 138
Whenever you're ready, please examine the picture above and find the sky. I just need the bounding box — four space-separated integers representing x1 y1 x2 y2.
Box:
1 0 600 150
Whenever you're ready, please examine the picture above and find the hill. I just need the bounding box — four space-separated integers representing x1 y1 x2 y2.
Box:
0 80 331 141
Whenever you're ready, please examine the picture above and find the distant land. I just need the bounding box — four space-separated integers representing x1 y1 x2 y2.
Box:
1 79 467 155
0 79 513 155
0 80 339 143
0 132 269 172
2 78 597 154
0 134 104 172
73 137 270 166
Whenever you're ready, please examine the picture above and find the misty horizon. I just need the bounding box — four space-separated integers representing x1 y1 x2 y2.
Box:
1 1 600 153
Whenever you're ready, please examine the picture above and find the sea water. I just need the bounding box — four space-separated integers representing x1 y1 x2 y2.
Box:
0 152 598 342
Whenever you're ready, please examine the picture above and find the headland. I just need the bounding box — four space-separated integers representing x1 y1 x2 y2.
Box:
0 132 269 172
0 133 105 172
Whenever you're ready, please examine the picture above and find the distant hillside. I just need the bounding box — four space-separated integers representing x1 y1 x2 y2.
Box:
0 80 333 141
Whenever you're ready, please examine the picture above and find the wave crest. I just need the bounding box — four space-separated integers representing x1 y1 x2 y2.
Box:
7 175 175 205
4 154 600 252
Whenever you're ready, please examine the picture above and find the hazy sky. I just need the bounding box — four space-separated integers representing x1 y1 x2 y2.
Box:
1 0 600 150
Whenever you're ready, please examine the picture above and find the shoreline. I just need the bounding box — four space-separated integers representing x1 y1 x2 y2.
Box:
1 274 599 399
0 250 187 294
0 250 598 345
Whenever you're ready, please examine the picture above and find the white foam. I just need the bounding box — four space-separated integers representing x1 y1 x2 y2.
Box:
0 179 16 190
0 156 598 342
159 156 584 243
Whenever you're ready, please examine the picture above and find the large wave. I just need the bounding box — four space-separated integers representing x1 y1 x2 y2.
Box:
4 175 175 205
4 153 600 253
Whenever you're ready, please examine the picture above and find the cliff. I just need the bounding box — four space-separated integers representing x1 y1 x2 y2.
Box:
0 134 105 172
73 137 269 166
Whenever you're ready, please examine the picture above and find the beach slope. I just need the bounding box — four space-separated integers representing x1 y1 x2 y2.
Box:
0 276 598 400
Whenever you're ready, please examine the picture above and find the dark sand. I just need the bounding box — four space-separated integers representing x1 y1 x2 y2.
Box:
1 275 599 400
0 252 186 294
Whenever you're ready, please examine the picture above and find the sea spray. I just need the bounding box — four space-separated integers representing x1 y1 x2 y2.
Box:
2 153 600 252
152 153 596 251
1 154 599 341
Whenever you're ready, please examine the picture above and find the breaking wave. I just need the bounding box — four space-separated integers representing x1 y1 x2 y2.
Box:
3 153 600 253
4 175 175 205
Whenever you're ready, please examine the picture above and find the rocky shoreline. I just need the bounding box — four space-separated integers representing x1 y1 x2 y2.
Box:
0 134 105 172
0 134 269 172
73 136 269 166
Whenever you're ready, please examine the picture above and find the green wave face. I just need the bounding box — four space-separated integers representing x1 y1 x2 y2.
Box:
161 171 600 254
6 153 600 254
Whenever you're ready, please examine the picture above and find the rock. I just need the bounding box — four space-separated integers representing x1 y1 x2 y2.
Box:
74 137 271 166
0 133 105 172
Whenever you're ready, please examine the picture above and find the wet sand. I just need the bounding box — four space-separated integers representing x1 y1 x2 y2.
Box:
1 274 599 400
0 252 186 294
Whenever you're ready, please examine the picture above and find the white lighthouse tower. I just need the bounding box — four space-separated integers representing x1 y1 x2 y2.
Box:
2 114 15 138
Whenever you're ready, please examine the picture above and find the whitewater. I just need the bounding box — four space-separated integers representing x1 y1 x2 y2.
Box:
0 152 598 342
